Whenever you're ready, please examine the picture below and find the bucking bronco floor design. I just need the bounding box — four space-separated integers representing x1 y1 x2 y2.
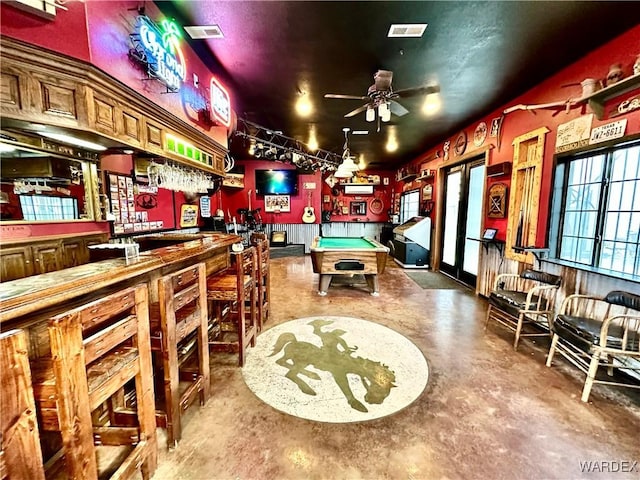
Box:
242 316 429 423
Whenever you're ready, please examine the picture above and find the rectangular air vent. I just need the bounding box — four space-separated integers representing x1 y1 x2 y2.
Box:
184 25 224 39
388 24 428 38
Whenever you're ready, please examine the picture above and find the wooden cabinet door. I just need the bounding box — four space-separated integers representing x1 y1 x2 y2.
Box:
62 238 84 268
0 246 35 282
31 241 62 274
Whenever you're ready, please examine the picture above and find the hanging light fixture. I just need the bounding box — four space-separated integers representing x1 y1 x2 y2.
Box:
334 128 360 178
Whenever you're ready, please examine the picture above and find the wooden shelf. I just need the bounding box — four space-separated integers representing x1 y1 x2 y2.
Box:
415 174 434 182
397 173 417 182
583 73 640 119
467 237 505 256
486 162 511 178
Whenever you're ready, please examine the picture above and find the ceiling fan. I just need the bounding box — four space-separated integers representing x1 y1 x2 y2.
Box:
324 70 440 129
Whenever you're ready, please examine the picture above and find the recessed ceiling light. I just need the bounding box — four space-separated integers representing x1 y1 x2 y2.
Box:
388 23 428 38
184 25 224 39
352 130 369 135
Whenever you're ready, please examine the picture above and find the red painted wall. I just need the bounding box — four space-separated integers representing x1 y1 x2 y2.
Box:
221 159 322 225
320 170 394 223
85 1 229 145
399 25 640 245
1 1 231 146
1 1 236 240
0 1 91 61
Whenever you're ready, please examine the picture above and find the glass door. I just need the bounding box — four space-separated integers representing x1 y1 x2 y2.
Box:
439 159 485 286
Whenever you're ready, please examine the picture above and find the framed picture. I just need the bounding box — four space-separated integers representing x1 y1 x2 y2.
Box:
482 228 498 240
490 117 502 137
350 201 367 216
422 184 433 201
264 194 290 212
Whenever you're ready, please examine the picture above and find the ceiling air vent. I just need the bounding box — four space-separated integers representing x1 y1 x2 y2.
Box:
184 25 224 39
387 24 428 38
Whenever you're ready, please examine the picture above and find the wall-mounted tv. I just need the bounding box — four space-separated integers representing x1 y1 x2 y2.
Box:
255 169 299 195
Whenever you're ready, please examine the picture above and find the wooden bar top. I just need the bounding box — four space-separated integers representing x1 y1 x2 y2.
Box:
0 233 241 323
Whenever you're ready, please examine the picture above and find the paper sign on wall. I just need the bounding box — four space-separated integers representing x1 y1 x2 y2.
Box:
555 114 593 153
180 204 199 227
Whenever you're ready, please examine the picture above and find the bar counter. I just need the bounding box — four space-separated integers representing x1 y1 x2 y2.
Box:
0 233 242 324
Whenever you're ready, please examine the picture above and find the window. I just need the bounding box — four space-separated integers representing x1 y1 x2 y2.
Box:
550 141 640 278
19 195 78 221
399 190 420 224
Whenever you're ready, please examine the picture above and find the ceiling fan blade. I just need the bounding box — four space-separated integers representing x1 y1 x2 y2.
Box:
394 84 441 98
344 103 371 118
324 93 369 100
389 100 409 117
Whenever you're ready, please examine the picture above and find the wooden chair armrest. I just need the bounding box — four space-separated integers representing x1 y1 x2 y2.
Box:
558 294 603 315
524 283 559 311
599 314 640 348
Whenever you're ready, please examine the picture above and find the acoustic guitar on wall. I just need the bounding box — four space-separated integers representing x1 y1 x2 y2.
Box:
302 191 316 223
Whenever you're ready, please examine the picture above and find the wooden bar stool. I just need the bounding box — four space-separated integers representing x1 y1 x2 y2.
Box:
207 247 258 366
31 284 157 480
149 263 210 449
1 329 45 480
250 235 271 331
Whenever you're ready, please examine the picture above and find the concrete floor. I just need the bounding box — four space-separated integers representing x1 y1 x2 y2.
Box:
153 256 640 480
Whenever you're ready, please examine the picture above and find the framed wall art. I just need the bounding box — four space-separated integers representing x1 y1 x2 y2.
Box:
264 194 290 212
487 183 508 218
421 184 433 201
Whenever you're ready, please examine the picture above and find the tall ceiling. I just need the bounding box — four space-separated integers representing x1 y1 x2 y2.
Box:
156 1 639 170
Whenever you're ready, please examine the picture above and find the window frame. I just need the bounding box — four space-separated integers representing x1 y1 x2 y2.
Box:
19 194 79 221
549 139 640 280
399 189 420 224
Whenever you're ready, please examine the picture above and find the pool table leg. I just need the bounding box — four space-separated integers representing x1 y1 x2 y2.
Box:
365 274 380 296
318 274 332 296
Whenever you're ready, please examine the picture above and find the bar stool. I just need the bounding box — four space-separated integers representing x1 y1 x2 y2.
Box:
31 284 157 480
149 263 210 449
250 234 271 331
1 329 45 480
207 247 258 366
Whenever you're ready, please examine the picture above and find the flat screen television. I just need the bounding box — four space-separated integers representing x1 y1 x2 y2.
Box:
255 169 299 195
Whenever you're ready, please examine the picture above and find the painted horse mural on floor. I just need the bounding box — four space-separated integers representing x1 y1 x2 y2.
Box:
269 319 396 412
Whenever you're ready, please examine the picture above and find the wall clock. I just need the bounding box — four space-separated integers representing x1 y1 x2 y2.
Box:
474 122 488 147
454 131 467 156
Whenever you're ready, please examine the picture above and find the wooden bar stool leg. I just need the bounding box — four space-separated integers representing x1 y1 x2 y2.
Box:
1 330 46 480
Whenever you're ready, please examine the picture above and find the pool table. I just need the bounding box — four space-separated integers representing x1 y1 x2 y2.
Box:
309 236 390 296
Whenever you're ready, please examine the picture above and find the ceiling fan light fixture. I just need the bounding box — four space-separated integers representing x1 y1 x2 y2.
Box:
366 106 375 122
379 102 391 122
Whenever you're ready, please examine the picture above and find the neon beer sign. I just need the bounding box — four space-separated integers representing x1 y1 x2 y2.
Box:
210 76 231 127
135 16 186 91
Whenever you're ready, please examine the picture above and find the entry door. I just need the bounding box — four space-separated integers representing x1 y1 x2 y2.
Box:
440 160 485 286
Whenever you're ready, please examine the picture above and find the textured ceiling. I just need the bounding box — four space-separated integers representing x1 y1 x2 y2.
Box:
156 1 639 169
